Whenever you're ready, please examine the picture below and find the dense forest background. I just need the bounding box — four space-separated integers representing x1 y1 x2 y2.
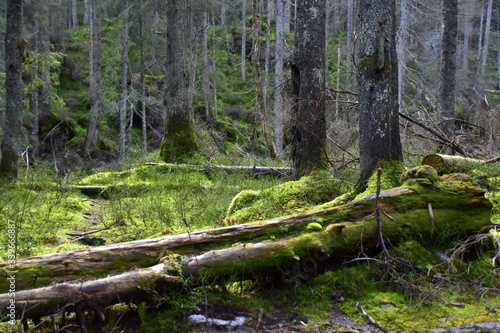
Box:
0 0 498 174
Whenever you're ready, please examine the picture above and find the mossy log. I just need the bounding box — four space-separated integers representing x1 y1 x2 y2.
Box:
0 264 182 320
144 162 293 175
421 154 485 174
0 170 493 321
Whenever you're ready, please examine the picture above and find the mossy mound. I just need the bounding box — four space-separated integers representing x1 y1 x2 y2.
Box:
354 160 407 200
226 172 350 221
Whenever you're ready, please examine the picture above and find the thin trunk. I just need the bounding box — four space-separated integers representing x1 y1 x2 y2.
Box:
346 0 354 92
274 0 285 154
201 11 212 122
263 2 271 106
397 0 409 108
335 45 341 119
252 0 278 159
140 3 147 155
241 0 247 80
69 0 77 28
40 3 51 117
461 0 475 72
478 4 484 64
83 0 89 24
84 0 102 154
480 0 493 77
118 0 129 162
220 1 226 26
283 0 291 31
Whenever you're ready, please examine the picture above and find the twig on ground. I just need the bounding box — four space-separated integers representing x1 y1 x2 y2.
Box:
356 302 390 333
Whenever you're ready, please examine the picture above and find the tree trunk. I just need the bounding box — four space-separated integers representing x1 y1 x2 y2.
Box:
479 0 493 77
251 0 278 159
356 0 403 184
421 153 486 174
274 0 285 154
201 11 212 122
84 0 102 154
241 0 247 81
0 172 492 319
27 1 40 158
437 0 458 137
139 1 148 155
290 0 327 178
83 0 89 24
0 0 24 179
159 0 199 162
69 0 77 28
118 0 129 162
397 0 409 108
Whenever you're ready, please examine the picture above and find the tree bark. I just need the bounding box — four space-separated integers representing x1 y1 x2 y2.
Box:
397 0 409 108
0 172 492 319
274 0 285 155
84 0 102 154
159 0 199 162
437 0 458 136
290 0 327 178
251 0 279 160
241 0 247 81
118 0 129 162
201 11 212 122
356 0 403 184
0 0 24 179
479 0 493 77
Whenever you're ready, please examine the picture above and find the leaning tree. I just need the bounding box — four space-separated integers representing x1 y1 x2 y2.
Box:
356 0 403 185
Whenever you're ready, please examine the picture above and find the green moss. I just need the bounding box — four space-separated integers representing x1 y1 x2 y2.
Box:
226 172 348 221
355 160 406 200
306 222 323 231
159 126 199 163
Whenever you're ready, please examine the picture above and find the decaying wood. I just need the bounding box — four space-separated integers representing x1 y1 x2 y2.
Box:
0 168 494 323
144 162 292 175
422 153 485 174
0 214 317 291
0 172 493 322
0 264 182 320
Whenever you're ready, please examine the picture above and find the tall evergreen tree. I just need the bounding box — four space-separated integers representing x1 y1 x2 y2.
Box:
0 0 24 178
356 0 403 184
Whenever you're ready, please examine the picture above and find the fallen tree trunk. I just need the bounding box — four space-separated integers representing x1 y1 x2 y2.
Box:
0 214 317 291
0 264 182 320
422 154 485 174
144 162 293 176
0 170 492 321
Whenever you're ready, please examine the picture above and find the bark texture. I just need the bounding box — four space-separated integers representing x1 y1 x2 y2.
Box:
159 0 199 162
0 0 24 178
290 0 327 178
437 0 458 136
84 0 102 154
356 0 403 184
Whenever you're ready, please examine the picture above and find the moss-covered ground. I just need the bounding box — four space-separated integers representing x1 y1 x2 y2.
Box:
1 158 499 333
